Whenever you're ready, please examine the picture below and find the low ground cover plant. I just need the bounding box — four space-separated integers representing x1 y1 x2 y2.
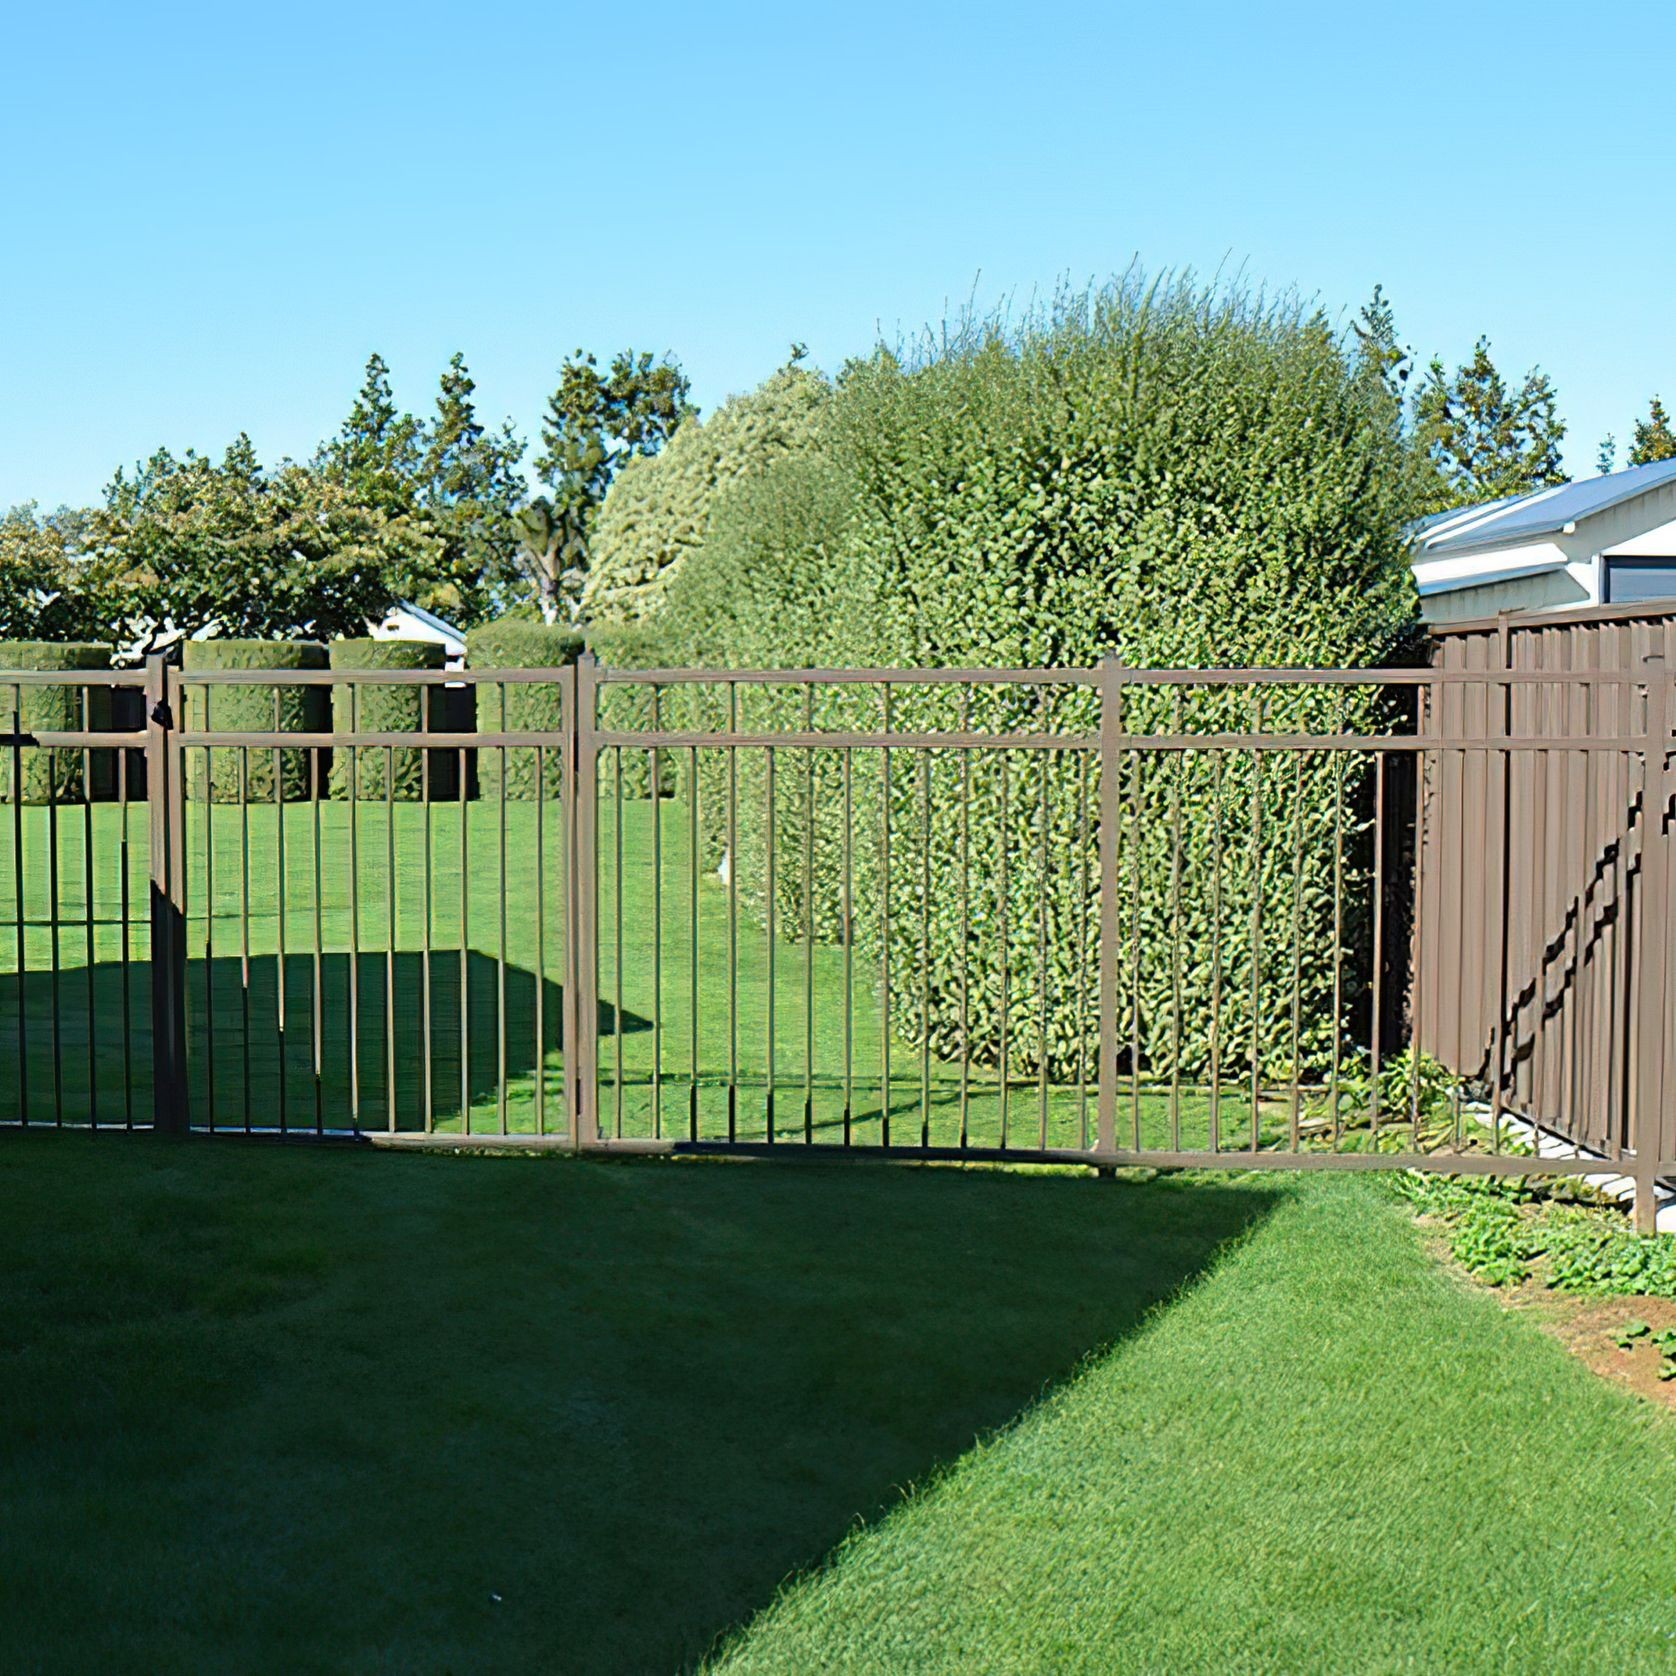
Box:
1613 1320 1676 1380
1396 1170 1676 1295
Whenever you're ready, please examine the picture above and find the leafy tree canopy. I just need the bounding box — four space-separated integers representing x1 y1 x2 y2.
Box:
91 436 411 652
1628 396 1676 466
315 353 425 519
1351 284 1412 406
1412 337 1567 515
412 353 528 622
1349 289 1576 516
315 352 527 625
3 343 700 644
0 504 106 640
516 349 693 622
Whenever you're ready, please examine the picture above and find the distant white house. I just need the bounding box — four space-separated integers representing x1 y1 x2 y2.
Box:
367 599 467 666
1410 459 1676 622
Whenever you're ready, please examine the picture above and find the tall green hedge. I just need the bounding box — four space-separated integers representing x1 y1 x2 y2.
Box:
0 642 113 804
181 641 327 803
465 619 582 801
328 639 445 801
583 361 832 627
649 276 1418 1081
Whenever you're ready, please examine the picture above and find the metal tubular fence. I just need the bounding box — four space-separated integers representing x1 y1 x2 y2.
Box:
1 650 1670 1225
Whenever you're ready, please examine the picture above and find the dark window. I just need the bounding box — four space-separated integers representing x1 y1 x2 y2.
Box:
1605 557 1676 605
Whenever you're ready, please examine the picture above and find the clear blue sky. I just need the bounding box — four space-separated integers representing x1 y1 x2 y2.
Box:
4 0 1672 510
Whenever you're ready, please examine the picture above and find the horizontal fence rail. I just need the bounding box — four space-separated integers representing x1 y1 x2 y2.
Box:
0 651 1670 1226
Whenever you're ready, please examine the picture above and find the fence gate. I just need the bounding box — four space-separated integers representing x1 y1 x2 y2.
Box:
2 651 1672 1226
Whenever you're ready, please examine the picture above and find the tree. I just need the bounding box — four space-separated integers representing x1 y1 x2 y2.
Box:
0 504 105 640
583 354 832 626
414 353 527 623
92 437 408 651
1628 396 1676 465
1351 284 1412 405
1351 285 1443 519
314 351 533 624
1597 435 1618 475
315 353 425 519
1412 338 1567 514
516 349 693 621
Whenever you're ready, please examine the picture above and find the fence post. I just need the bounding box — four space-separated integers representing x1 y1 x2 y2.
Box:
145 654 188 1133
569 652 600 1151
1097 652 1121 1160
1634 654 1671 1234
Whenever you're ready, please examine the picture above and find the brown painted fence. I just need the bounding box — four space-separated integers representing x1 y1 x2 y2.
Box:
1420 602 1676 1224
2 649 1671 1227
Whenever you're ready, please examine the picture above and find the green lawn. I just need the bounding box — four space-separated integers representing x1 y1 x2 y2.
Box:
2 1135 1673 1672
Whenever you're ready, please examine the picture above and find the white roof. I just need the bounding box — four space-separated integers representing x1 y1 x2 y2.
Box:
370 600 467 663
1411 461 1676 560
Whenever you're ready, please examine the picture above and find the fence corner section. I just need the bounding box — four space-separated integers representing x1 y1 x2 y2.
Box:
145 654 188 1134
1097 651 1122 1160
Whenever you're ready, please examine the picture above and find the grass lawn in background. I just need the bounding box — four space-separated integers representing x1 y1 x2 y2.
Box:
2 1138 1674 1671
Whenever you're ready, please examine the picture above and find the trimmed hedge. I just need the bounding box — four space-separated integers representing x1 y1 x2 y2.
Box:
181 640 327 803
651 277 1419 1080
465 619 582 801
587 620 684 801
0 642 113 804
583 361 832 627
327 639 445 801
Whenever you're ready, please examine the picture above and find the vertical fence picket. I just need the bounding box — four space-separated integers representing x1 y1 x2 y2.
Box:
571 656 598 1150
1097 653 1120 1160
145 656 188 1133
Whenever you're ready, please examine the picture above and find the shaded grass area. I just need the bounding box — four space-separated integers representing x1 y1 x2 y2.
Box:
0 1132 1274 1672
7 1141 1676 1671
716 1172 1676 1674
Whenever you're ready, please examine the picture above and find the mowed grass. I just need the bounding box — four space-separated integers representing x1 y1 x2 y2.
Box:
716 1176 1676 1673
4 1138 1676 1672
0 1131 1271 1672
0 791 1287 1149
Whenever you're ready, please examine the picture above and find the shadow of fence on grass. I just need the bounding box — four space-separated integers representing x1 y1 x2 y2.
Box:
0 949 649 1130
637 1171 1286 1668
195 1161 1285 1671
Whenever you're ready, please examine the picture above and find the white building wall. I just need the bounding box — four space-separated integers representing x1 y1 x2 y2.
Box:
367 602 466 666
1420 568 1593 624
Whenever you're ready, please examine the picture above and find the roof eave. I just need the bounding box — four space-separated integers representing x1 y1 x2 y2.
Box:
1415 557 1572 597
